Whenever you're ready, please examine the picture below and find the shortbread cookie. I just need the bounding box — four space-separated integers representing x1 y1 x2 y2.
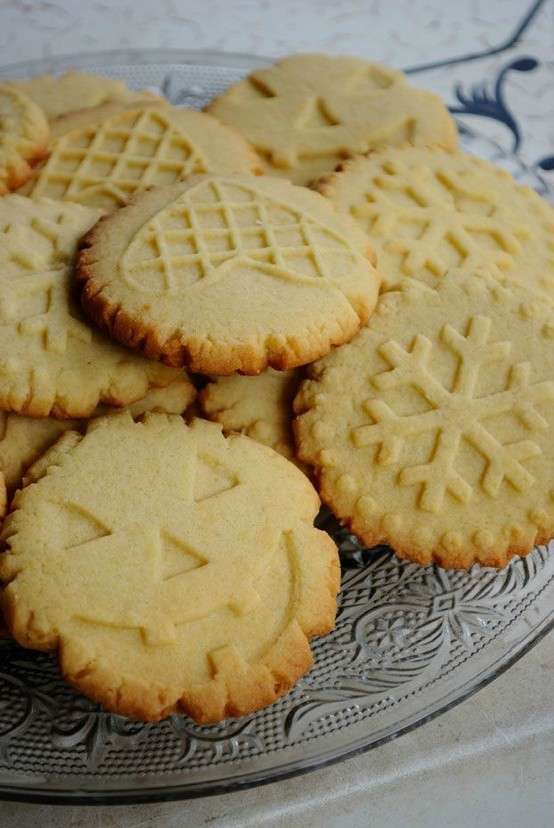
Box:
0 195 180 417
207 54 457 185
0 193 103 269
317 147 554 298
0 377 196 497
0 86 49 194
77 174 380 373
295 273 554 569
23 106 261 210
6 71 161 120
48 99 168 142
117 375 195 418
0 413 339 722
200 369 302 462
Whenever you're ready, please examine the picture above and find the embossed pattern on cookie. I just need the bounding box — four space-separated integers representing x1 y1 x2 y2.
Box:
294 273 554 568
120 178 362 291
317 147 554 299
24 107 261 210
0 195 101 272
0 414 339 722
0 85 49 194
77 175 379 373
208 54 457 185
0 195 181 417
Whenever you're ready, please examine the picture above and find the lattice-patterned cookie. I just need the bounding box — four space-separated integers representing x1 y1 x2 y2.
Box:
0 85 49 194
295 272 554 569
207 54 457 185
0 377 196 497
0 414 339 722
48 99 169 143
24 106 261 210
200 368 302 463
6 71 162 120
0 195 180 417
77 175 379 373
317 147 554 299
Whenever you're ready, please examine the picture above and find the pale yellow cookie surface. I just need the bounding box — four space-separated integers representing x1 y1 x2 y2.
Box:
208 54 457 185
0 85 49 194
0 195 180 417
119 376 195 418
317 147 554 299
24 106 261 210
77 174 380 373
48 99 168 142
200 369 302 462
0 377 196 497
0 193 101 270
6 71 161 120
295 273 554 569
0 413 339 722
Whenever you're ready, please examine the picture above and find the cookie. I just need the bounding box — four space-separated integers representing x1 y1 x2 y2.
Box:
0 194 180 417
6 71 162 120
200 369 302 463
0 193 103 270
0 413 339 722
317 147 554 298
23 105 261 210
0 85 49 194
48 99 168 142
77 174 380 373
294 272 554 569
0 376 196 497
117 375 196 418
207 53 457 185
0 475 5 522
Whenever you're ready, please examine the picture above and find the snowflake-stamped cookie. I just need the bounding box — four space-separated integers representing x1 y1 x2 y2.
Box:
0 195 180 417
295 273 554 569
0 414 339 722
0 85 49 194
317 147 554 299
207 54 457 185
77 175 380 373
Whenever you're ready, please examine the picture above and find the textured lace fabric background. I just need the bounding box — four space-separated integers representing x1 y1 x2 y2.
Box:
0 1 554 826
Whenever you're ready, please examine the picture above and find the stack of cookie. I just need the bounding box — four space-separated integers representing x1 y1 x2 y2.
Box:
0 55 551 725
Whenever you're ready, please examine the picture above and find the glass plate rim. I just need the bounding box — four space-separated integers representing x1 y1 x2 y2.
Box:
0 610 551 805
0 48 272 77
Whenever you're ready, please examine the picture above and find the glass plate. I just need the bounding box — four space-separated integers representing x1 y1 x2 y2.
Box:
0 49 552 805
